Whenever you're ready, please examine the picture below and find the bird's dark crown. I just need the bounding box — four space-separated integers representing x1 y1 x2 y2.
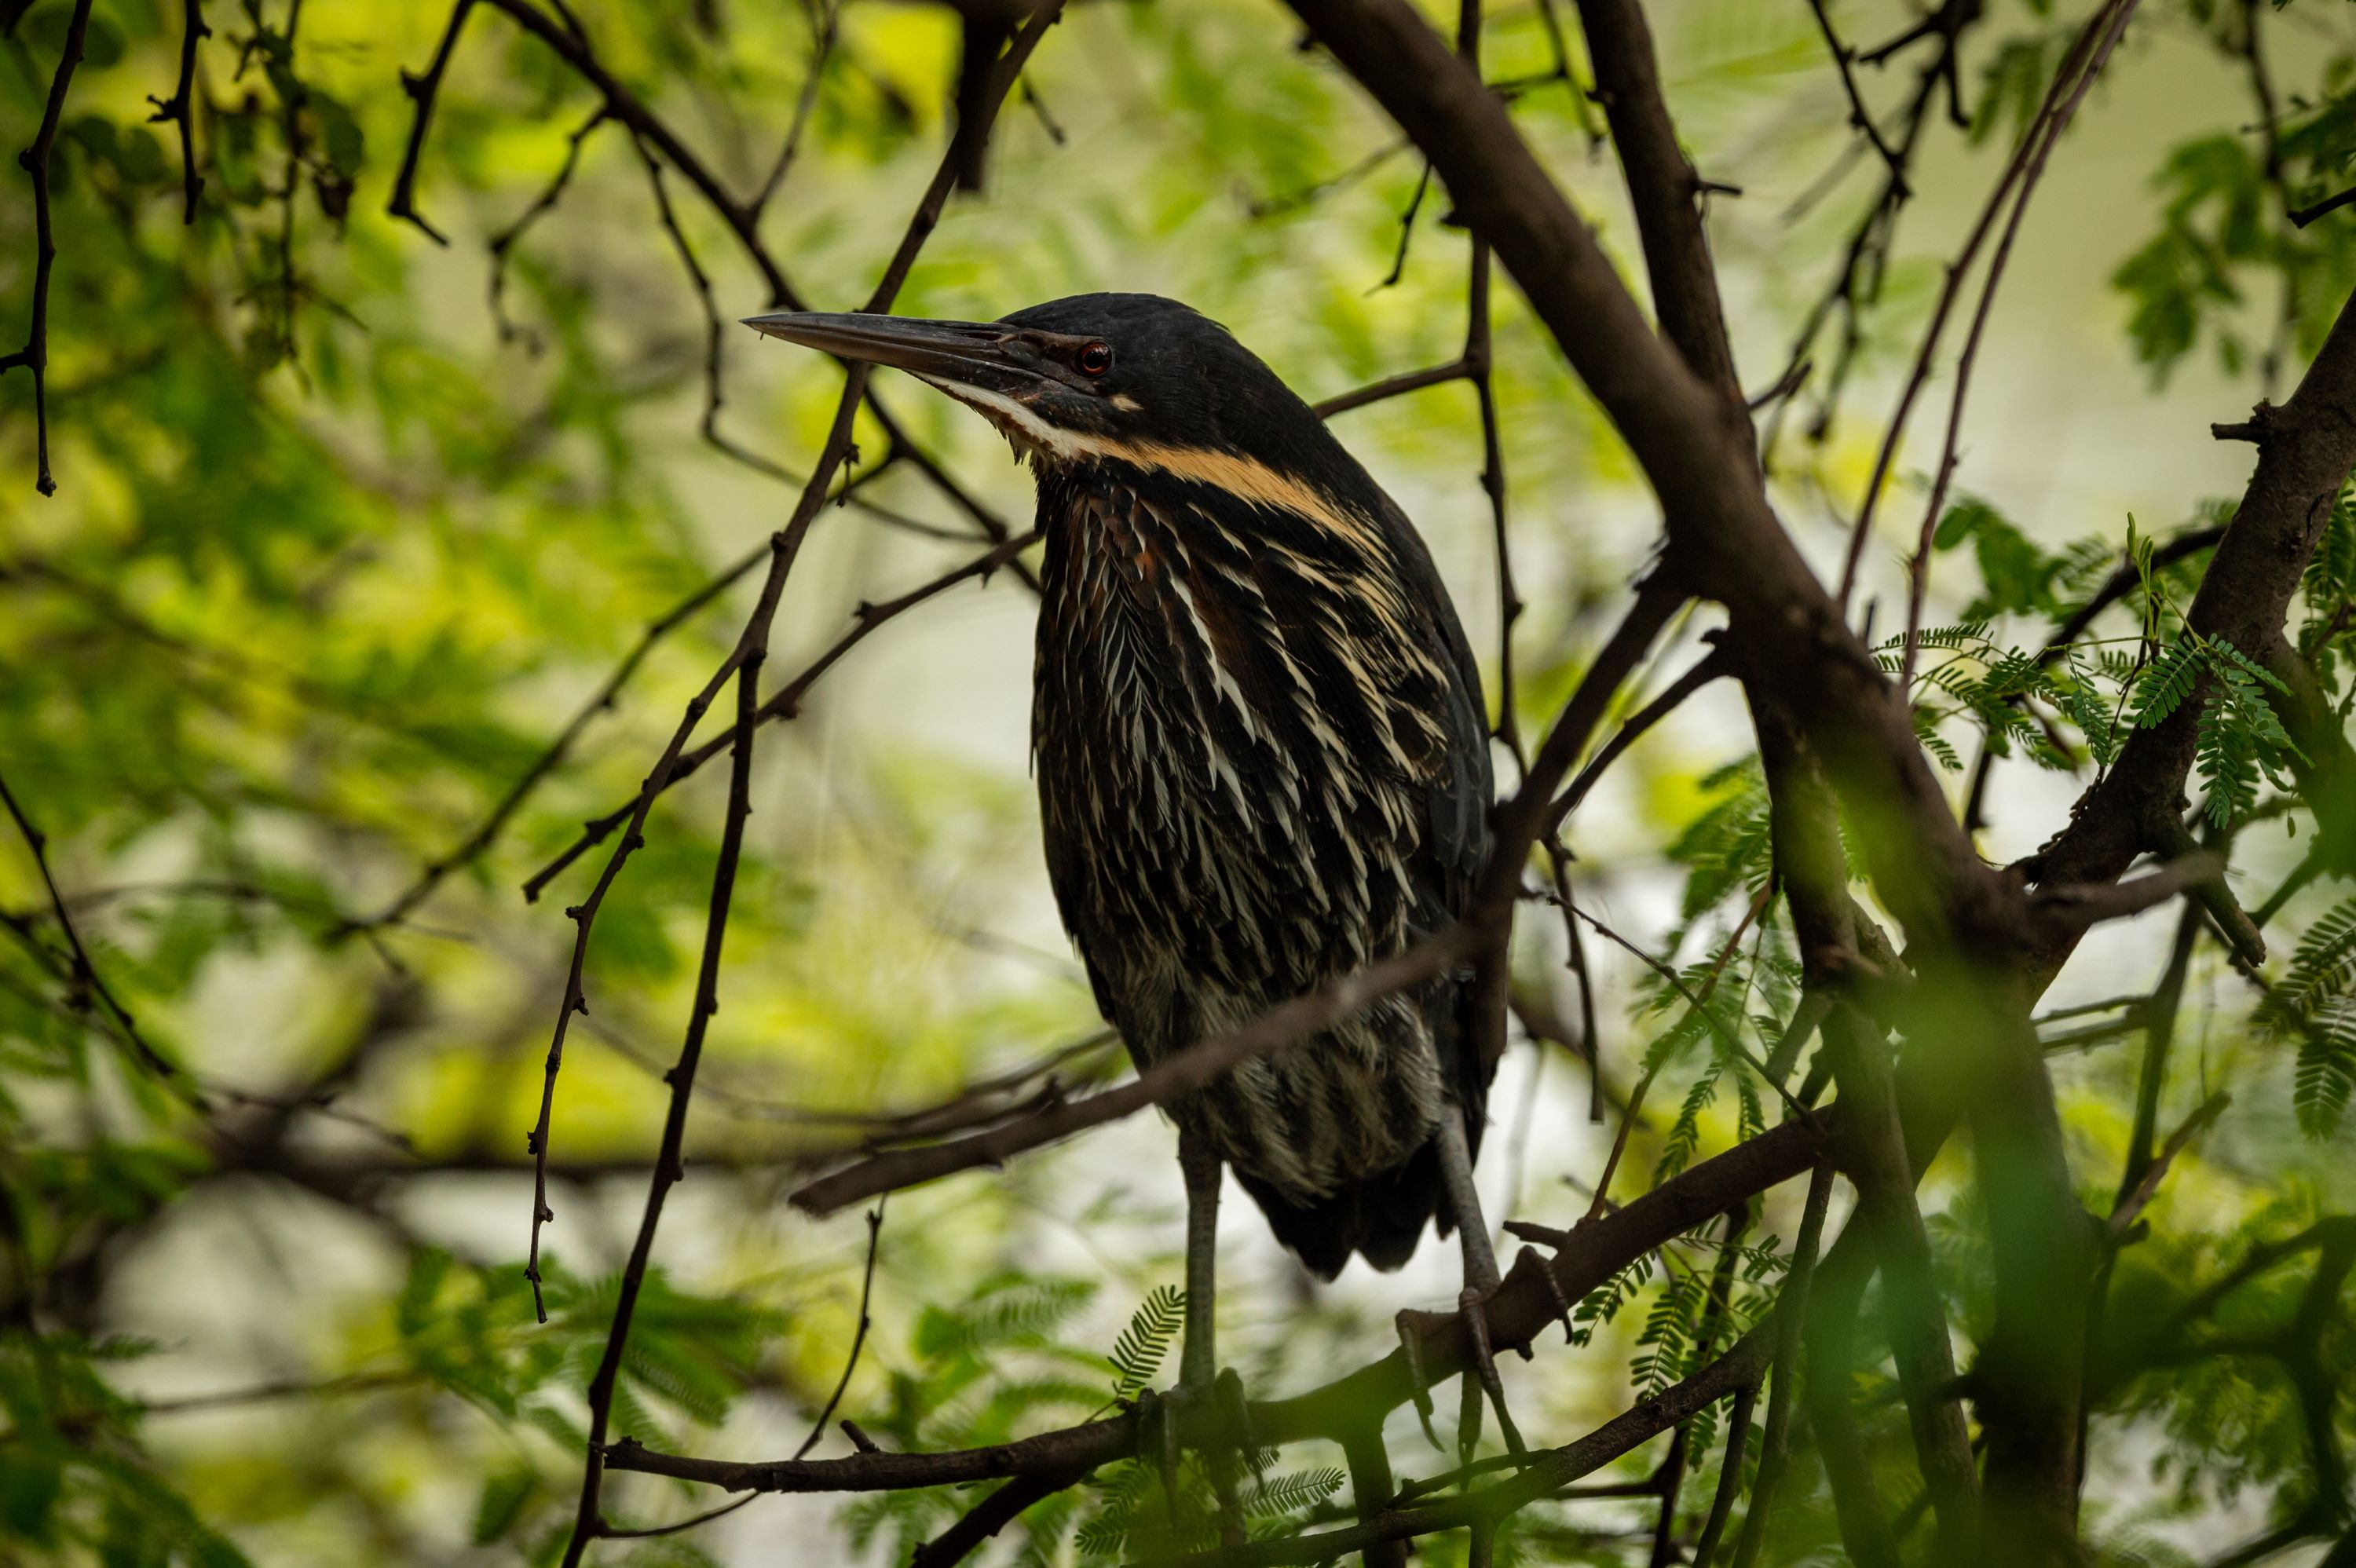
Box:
997 294 1330 460
745 293 1381 511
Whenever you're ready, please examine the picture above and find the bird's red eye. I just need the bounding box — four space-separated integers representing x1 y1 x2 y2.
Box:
1077 342 1112 376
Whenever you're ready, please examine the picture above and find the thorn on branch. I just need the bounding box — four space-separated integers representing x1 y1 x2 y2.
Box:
2213 407 2275 443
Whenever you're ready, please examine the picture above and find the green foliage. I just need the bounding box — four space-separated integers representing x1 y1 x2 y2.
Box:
1897 508 2301 830
2102 1197 2356 1517
0 1333 254 1568
2111 9 2356 385
1629 1261 1708 1400
2125 631 2303 828
1665 758 1773 919
1936 497 2070 619
2299 488 2356 688
2257 896 2356 1135
1568 1256 1655 1349
1067 1458 1344 1563
1109 1285 1186 1402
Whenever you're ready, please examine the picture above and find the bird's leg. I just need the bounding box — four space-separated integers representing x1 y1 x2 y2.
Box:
1435 1098 1523 1461
1176 1128 1248 1543
1179 1126 1220 1394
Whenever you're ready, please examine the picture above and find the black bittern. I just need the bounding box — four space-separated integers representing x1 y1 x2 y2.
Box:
746 294 1512 1451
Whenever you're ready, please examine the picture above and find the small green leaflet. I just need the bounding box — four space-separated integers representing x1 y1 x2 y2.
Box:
1109 1284 1185 1401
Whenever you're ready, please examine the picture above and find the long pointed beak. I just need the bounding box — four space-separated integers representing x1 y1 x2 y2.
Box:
741 311 1051 400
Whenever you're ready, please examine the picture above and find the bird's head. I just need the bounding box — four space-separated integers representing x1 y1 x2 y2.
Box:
744 293 1350 489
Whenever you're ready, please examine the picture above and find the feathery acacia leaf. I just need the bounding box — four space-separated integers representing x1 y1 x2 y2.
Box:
1109 1285 1186 1400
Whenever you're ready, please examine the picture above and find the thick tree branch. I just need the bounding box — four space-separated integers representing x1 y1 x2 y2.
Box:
1574 0 1743 404
2026 293 2356 934
1285 0 2004 963
1139 1330 1774 1568
609 1117 1824 1493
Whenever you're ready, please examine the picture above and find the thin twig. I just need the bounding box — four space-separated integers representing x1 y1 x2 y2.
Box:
2289 185 2356 228
1896 0 2142 689
0 766 184 1086
1688 1376 1757 1568
486 108 608 345
521 530 1040 903
752 0 840 214
1374 161 1434 290
600 1494 759 1540
2111 1092 2230 1237
1548 648 1727 830
146 0 210 225
795 1204 884 1460
351 535 769 935
0 0 96 495
1312 359 1471 418
558 650 774 1560
544 14 1067 1555
385 0 481 244
1725 1159 1835 1568
789 927 1483 1215
1804 0 1908 193
1835 0 2133 613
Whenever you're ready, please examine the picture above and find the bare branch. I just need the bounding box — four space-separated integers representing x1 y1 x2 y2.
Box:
2027 850 2228 939
1311 357 1470 418
145 0 210 225
1575 0 1743 403
0 766 185 1087
1836 0 2136 614
1135 1329 1774 1568
606 1118 1825 1493
795 1205 884 1460
486 108 609 346
1896 0 2142 689
351 535 769 936
1548 646 1727 830
521 530 1040 902
2110 1092 2229 1238
2289 185 2356 228
1 0 96 495
386 0 481 245
1803 0 1908 195
788 928 1481 1215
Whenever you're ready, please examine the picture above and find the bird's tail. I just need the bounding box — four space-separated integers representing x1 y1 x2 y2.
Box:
1231 1139 1452 1282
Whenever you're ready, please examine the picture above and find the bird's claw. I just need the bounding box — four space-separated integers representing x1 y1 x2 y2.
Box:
1205 1367 1251 1544
1518 1244 1579 1345
1394 1308 1444 1452
1134 1387 1183 1527
1213 1366 1258 1469
1137 1369 1256 1542
1459 1282 1524 1461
